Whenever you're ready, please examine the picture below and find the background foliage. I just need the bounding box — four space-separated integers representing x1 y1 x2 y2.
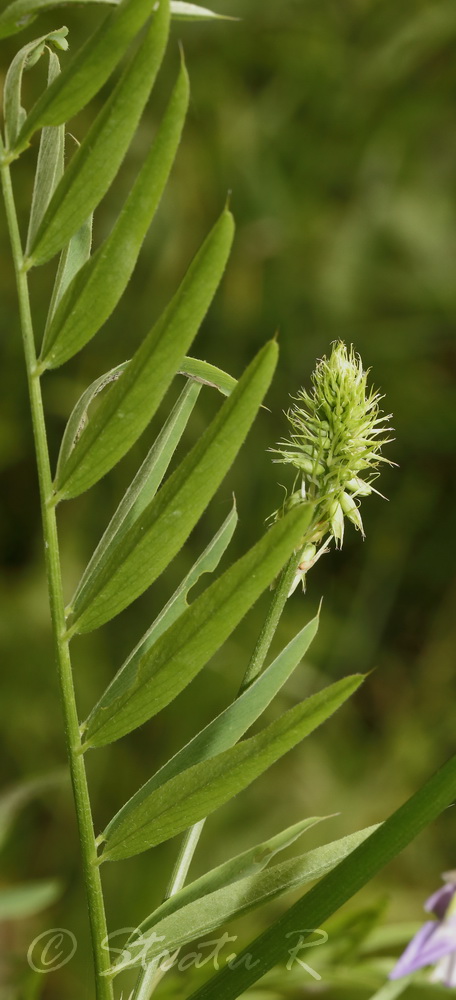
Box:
0 0 455 995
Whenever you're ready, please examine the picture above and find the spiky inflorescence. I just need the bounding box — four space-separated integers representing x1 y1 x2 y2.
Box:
271 342 394 592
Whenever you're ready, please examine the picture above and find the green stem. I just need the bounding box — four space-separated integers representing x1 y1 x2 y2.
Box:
239 552 299 692
0 155 113 1000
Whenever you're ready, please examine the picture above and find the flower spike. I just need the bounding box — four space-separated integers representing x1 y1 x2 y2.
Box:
271 342 394 591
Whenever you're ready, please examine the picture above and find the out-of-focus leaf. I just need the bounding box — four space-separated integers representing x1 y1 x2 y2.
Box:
54 209 234 500
185 754 456 1000
0 880 61 920
114 826 376 970
110 608 318 790
100 674 363 859
26 50 64 251
0 0 235 38
135 815 330 938
368 980 413 999
40 60 189 366
73 380 202 593
65 340 274 635
10 0 166 153
82 504 313 748
3 28 68 147
0 771 67 853
24 0 170 264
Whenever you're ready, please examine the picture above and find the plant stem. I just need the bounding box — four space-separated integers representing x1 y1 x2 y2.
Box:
0 155 113 999
239 552 299 692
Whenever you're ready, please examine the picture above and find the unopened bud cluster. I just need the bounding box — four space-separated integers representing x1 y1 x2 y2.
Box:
272 342 394 592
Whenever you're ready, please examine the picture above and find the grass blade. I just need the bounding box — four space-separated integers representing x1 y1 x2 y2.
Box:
39 60 189 366
54 209 234 500
82 504 313 747
185 753 456 1000
66 338 276 633
24 0 170 266
100 674 362 859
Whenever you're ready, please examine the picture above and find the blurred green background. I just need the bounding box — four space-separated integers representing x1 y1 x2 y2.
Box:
1 0 456 996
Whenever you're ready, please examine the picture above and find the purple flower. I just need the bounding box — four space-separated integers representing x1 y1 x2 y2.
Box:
390 873 456 987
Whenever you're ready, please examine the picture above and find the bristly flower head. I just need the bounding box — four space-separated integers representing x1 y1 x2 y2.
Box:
271 342 394 591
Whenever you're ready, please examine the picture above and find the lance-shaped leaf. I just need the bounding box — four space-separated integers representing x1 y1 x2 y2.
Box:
45 213 93 325
26 49 64 252
81 504 313 747
72 380 202 592
54 209 234 500
100 608 318 795
170 2 237 19
186 754 456 1000
115 826 376 970
134 816 329 939
3 27 68 147
10 0 166 154
23 0 170 264
66 339 276 633
0 880 61 920
99 674 362 860
40 62 189 366
56 358 234 482
0 0 234 39
118 498 238 663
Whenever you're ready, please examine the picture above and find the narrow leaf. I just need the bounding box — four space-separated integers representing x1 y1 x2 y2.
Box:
170 2 238 20
0 0 234 39
24 0 170 265
3 28 68 147
135 816 330 939
74 379 202 594
66 338 275 634
178 356 237 396
11 0 166 153
115 827 376 970
186 753 456 1000
40 60 189 365
26 49 64 251
0 880 61 920
118 497 238 663
54 209 234 499
100 673 362 859
107 608 318 790
44 212 93 325
82 504 313 748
